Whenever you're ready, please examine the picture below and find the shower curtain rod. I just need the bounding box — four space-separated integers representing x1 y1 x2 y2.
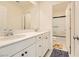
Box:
53 16 66 18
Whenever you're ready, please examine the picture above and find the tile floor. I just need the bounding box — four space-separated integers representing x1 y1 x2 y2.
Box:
45 36 68 57
53 36 66 49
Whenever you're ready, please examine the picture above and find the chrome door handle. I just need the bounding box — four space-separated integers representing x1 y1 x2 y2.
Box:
73 36 77 40
73 35 79 40
39 45 42 47
77 37 79 40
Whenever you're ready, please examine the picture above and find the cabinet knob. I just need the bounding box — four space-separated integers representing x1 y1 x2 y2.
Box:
25 51 27 54
39 45 42 47
39 37 41 39
21 53 24 56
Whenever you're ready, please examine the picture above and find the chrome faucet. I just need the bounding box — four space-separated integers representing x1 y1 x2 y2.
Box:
3 29 13 36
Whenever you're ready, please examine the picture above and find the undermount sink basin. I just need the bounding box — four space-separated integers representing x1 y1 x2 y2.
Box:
0 34 26 40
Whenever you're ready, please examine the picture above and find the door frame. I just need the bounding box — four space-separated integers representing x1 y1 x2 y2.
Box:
65 2 75 56
70 2 75 56
65 2 71 54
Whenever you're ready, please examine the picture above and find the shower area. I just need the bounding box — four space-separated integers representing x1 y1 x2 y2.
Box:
52 2 70 50
53 15 66 48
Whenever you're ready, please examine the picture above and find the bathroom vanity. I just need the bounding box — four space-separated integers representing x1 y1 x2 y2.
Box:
0 31 50 57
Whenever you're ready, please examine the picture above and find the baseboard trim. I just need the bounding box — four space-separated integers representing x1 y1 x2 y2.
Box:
43 49 50 57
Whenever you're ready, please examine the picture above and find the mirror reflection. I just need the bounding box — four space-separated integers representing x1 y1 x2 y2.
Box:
0 1 39 36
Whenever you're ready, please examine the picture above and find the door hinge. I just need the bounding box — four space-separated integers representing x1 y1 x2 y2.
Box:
73 35 78 40
70 45 71 54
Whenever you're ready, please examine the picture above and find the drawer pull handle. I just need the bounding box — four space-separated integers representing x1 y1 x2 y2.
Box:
21 53 24 56
25 51 27 54
39 37 41 39
39 45 41 47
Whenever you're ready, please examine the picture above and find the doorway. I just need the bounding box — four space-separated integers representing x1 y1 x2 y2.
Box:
52 2 72 55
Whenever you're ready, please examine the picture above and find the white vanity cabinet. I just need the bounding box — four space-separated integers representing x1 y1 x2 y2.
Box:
42 32 50 56
13 32 50 57
13 43 36 57
36 34 43 57
0 31 50 57
45 32 50 50
36 32 50 57
43 33 49 55
0 37 36 57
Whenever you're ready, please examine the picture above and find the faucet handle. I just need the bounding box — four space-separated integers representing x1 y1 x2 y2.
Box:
9 29 12 31
3 28 7 31
9 29 13 35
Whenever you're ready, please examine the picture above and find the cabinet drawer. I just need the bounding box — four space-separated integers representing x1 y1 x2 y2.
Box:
0 37 36 57
24 43 36 57
36 41 43 57
13 43 36 57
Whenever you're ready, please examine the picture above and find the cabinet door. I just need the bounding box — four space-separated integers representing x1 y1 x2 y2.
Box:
36 35 43 57
36 33 50 57
24 43 36 57
36 41 43 57
42 32 50 55
0 37 35 57
12 49 24 57
45 32 50 50
42 33 47 55
13 43 36 57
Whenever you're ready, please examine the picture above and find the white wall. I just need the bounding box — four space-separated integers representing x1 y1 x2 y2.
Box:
39 2 52 32
53 2 68 16
30 4 40 31
39 2 53 49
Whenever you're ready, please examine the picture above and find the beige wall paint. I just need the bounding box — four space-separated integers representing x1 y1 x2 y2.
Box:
39 2 52 31
53 2 68 16
31 4 40 31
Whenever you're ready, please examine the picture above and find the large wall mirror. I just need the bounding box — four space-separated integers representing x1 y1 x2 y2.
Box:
0 1 39 31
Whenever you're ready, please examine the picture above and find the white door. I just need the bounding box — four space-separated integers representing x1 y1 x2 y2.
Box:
74 2 79 56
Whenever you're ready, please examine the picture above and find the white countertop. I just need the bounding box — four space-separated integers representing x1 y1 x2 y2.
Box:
0 31 48 48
